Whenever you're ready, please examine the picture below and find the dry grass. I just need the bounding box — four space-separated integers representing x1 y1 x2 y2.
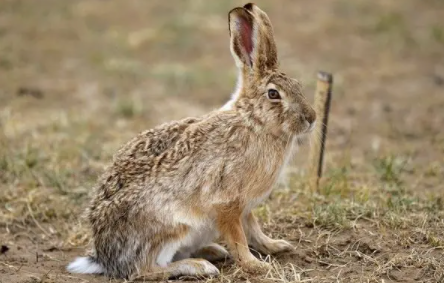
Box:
1 0 444 282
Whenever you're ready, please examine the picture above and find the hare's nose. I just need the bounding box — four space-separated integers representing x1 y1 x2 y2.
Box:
304 108 317 125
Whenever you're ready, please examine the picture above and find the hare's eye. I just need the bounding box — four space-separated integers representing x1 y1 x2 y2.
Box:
267 89 281 100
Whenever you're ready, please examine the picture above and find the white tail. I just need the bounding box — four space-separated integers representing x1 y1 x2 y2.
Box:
67 257 104 274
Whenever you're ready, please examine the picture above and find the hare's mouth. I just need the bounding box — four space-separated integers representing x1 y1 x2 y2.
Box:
303 120 316 134
307 121 316 133
294 121 316 146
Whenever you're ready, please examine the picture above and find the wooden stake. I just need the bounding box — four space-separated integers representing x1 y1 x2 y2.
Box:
309 71 333 192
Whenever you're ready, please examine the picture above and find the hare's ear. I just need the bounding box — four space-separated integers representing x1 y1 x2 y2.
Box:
243 3 278 71
228 7 256 70
228 4 278 76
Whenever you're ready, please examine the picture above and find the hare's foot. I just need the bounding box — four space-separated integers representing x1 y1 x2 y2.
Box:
134 258 219 281
252 238 294 255
192 243 229 262
239 257 271 274
244 212 294 255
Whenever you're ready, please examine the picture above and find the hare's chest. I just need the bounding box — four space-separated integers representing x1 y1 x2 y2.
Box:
244 186 274 213
245 164 281 207
254 150 286 185
243 153 285 210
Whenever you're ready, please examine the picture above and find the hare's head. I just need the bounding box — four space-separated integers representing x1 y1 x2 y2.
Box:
224 3 316 140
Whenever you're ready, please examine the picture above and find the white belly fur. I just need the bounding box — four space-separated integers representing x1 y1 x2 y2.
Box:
156 214 218 266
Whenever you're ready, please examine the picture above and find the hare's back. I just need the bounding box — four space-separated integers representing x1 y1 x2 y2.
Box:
91 117 203 199
115 117 203 161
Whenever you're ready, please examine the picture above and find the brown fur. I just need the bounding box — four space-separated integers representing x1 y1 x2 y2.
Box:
68 3 316 280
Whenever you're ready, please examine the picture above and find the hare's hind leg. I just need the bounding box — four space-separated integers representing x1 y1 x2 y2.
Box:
134 258 219 281
192 243 229 262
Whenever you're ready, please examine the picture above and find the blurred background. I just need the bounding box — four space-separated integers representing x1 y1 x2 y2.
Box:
0 1 443 282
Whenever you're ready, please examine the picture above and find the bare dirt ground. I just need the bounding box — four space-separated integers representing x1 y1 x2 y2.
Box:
1 1 444 282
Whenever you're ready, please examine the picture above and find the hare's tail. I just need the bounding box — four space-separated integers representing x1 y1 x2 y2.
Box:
67 256 104 274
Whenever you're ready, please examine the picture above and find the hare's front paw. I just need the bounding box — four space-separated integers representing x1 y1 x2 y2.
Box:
239 258 271 274
255 239 294 255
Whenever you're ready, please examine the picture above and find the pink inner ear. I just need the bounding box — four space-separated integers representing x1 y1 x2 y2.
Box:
239 17 253 61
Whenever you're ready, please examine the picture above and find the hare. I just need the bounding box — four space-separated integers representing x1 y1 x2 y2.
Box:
67 3 316 280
